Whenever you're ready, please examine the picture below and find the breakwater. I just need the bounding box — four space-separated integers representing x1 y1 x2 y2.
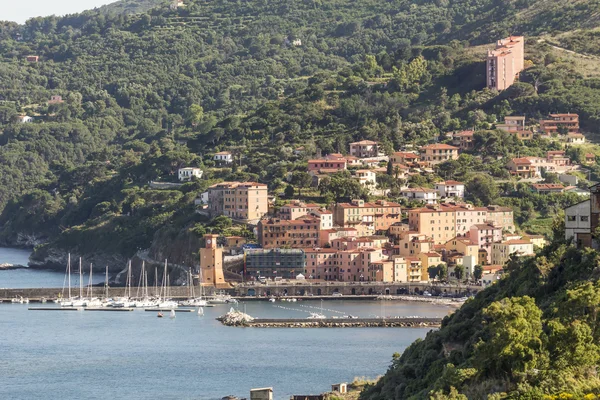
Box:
220 317 442 328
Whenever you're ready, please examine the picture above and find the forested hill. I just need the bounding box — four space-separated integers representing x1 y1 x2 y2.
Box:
360 232 600 399
1 0 600 270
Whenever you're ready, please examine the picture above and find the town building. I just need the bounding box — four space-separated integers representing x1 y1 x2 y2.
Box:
566 133 586 144
214 151 233 164
353 170 377 187
258 216 321 249
390 151 419 166
435 180 465 199
540 113 579 135
453 130 475 151
178 167 203 181
400 187 438 204
333 199 401 236
585 153 596 165
17 115 33 123
48 95 63 104
318 227 358 247
26 55 39 63
511 130 534 141
507 157 537 178
244 249 306 280
349 140 380 158
486 36 525 91
469 223 503 264
565 199 591 247
491 239 534 266
531 183 566 195
206 181 269 222
307 154 347 175
200 234 226 287
419 252 444 281
497 116 526 132
279 200 321 220
420 144 459 166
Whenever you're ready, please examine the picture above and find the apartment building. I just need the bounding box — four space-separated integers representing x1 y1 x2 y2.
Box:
206 181 269 222
394 232 435 257
420 144 459 166
331 236 388 251
258 216 321 248
469 223 503 264
408 203 515 244
540 113 579 135
318 227 358 247
244 248 306 279
307 154 347 174
354 170 377 187
304 247 385 282
178 167 203 181
491 239 534 266
333 199 401 236
419 252 444 281
349 140 380 158
565 199 591 247
400 187 438 204
486 36 525 91
278 200 321 220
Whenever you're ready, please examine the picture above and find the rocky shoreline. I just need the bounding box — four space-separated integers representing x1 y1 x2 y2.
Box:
0 263 26 270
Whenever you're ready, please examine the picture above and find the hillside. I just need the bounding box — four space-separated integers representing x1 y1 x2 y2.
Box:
1 0 600 275
98 0 163 15
360 233 600 399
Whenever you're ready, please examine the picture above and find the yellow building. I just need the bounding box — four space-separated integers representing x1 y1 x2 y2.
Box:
405 257 424 282
419 252 444 281
207 181 268 222
420 144 459 166
333 199 401 236
392 256 408 282
444 237 480 261
200 234 226 288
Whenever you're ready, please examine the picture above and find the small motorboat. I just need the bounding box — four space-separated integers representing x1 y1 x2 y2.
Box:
268 298 276 303
157 312 164 318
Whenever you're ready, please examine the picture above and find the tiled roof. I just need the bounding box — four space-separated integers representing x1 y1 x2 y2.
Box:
421 144 459 150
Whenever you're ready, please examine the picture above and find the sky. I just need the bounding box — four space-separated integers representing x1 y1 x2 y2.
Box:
3 0 118 24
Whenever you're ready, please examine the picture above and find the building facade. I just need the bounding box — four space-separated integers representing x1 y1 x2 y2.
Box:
540 113 579 135
178 167 203 181
420 144 459 166
244 249 306 280
435 180 465 199
333 199 401 235
349 140 380 158
486 36 525 91
206 181 269 222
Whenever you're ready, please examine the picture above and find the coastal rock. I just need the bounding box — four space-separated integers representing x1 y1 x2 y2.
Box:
28 244 128 273
217 310 255 326
0 263 26 270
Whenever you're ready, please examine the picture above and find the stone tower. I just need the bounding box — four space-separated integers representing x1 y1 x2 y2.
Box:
200 234 225 287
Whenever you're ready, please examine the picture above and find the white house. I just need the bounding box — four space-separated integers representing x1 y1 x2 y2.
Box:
214 151 233 164
353 170 377 187
18 115 33 123
491 239 534 266
565 199 591 244
435 180 465 199
400 187 438 204
178 167 203 182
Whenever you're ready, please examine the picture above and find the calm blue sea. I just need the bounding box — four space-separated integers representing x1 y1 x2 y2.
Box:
0 300 447 399
0 247 104 289
0 247 448 398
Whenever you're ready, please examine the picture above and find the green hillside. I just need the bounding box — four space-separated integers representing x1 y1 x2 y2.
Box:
0 0 600 268
360 234 600 399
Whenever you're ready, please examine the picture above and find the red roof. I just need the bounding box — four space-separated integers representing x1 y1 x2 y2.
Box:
421 144 459 150
437 180 464 186
510 157 532 165
455 130 474 137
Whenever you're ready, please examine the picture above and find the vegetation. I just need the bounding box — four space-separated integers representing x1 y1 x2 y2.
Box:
361 234 600 399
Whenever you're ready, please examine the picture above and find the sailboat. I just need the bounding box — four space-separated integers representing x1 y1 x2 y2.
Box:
85 263 102 307
69 258 87 307
113 260 135 308
169 309 176 319
197 307 204 316
307 299 326 319
134 262 157 308
158 259 178 309
208 290 234 304
180 268 207 307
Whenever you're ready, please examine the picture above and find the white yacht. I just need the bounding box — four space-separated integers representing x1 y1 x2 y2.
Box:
307 312 326 319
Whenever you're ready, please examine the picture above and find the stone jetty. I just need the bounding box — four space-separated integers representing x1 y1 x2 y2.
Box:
218 316 442 328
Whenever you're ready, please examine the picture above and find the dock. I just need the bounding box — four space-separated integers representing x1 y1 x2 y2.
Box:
84 308 134 312
144 308 195 312
28 307 83 311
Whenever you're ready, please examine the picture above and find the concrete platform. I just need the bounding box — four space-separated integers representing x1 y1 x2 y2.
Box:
84 308 134 311
29 307 83 311
144 309 195 312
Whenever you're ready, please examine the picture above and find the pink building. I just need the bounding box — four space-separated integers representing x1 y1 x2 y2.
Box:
307 154 347 174
318 227 358 247
469 223 503 264
279 200 321 220
304 247 385 282
486 36 525 91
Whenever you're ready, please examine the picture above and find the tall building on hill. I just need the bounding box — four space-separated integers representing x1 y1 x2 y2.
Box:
206 182 268 222
486 36 525 91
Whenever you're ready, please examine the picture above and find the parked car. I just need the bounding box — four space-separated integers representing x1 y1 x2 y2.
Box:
332 292 343 297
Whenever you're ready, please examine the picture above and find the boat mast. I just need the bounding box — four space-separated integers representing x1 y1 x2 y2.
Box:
155 266 158 297
89 263 93 299
105 265 109 299
79 257 83 299
127 260 132 299
68 253 72 299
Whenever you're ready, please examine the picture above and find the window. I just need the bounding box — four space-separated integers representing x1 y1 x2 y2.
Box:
581 216 589 222
567 215 576 222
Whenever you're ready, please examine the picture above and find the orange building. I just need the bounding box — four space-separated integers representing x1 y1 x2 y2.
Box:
200 234 226 288
390 151 420 166
258 216 321 249
486 36 525 91
453 131 475 151
206 181 269 222
540 113 579 135
278 200 321 220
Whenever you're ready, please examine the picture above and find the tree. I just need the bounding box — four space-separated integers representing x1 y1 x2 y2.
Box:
454 264 465 281
291 171 313 196
473 264 483 281
187 104 204 126
284 184 295 198
438 263 448 281
474 296 545 378
466 174 499 205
